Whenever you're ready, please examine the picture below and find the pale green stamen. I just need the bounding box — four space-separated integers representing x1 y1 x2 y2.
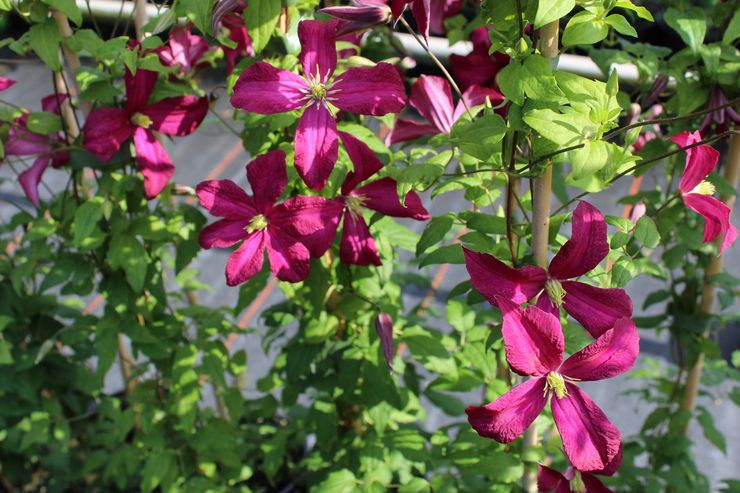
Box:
245 214 268 234
345 194 366 218
690 180 715 196
130 112 152 128
545 278 566 307
569 470 586 493
545 372 569 399
310 83 327 101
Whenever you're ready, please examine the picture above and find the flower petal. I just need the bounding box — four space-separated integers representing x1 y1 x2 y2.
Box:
82 108 134 161
340 210 381 265
387 119 440 145
298 19 339 83
231 62 309 114
449 52 500 90
462 248 548 306
466 378 547 443
133 128 175 199
338 131 384 193
537 465 566 492
683 193 738 254
410 0 431 41
551 383 621 472
41 93 68 115
548 201 609 279
294 102 339 190
199 218 249 249
143 95 209 136
408 75 455 134
265 229 311 282
560 318 639 381
196 179 257 218
0 77 15 91
354 178 429 219
331 63 407 116
125 68 157 112
5 118 52 156
562 281 633 339
225 231 266 286
582 472 615 493
18 156 52 207
269 196 344 257
669 131 719 193
498 299 564 377
246 150 287 211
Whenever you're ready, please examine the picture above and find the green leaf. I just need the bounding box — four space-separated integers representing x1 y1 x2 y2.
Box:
314 469 357 493
615 0 653 21
234 269 270 316
605 14 637 37
569 140 609 180
245 0 281 53
523 109 591 146
177 0 213 35
107 235 149 293
533 0 575 29
633 216 660 249
26 112 62 135
521 55 565 103
95 318 118 381
399 478 431 493
418 244 464 267
496 62 525 105
664 7 706 54
41 0 82 26
696 406 726 453
73 197 105 246
450 112 506 161
29 19 62 71
402 326 457 376
723 9 740 44
140 451 177 493
562 12 609 46
417 213 455 256
0 339 14 364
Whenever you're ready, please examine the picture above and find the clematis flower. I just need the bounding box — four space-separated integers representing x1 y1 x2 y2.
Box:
320 1 393 36
463 201 633 338
0 77 15 91
390 0 431 41
157 24 213 75
220 6 254 74
331 131 429 265
387 75 504 145
466 299 638 472
375 313 395 370
670 131 737 254
4 93 69 207
631 104 662 153
429 0 462 35
231 19 406 191
538 465 614 493
83 68 208 198
698 86 740 138
450 27 510 91
197 150 343 285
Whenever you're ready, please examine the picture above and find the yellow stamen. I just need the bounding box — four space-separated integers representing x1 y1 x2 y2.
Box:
569 471 586 493
690 180 715 196
545 372 569 399
545 278 566 307
310 83 327 101
245 214 267 234
130 112 152 128
345 194 366 218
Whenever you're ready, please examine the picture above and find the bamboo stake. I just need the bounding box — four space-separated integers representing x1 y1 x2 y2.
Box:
134 0 149 41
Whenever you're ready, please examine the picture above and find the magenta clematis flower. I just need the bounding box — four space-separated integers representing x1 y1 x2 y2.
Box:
450 27 510 91
197 150 343 285
429 0 462 35
157 24 213 75
698 87 740 138
220 8 254 75
670 131 737 254
83 68 208 198
333 131 429 265
231 19 406 191
463 201 633 338
4 94 69 207
538 464 614 493
0 77 15 91
320 1 393 36
390 0 431 41
387 75 504 145
467 299 638 472
375 313 395 370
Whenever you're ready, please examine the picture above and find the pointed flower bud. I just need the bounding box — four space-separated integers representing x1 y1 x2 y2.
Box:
320 3 393 36
375 313 395 371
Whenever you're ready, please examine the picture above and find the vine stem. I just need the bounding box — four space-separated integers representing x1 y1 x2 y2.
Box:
679 133 740 432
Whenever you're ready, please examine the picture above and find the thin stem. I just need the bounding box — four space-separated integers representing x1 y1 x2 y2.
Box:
209 108 241 138
506 132 519 265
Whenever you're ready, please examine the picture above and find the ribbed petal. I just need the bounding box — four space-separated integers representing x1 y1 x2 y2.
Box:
670 131 719 193
269 196 344 257
133 128 175 198
246 150 287 212
683 193 738 254
82 108 134 161
562 281 633 339
143 95 209 136
225 231 266 286
340 210 381 265
5 119 51 156
158 26 210 73
551 383 621 472
265 229 311 282
410 0 431 41
408 75 455 134
582 473 615 493
196 179 257 218
298 19 338 83
331 63 407 116
598 444 623 477
199 218 249 249
536 295 561 320
549 201 609 279
537 465 566 492
560 318 639 381
450 53 499 90
462 248 548 306
354 178 429 219
466 378 547 443
429 0 462 34
231 62 309 114
498 299 564 377
452 85 505 121
41 93 68 115
387 119 440 144
18 156 51 207
294 102 339 190
338 131 384 193
125 68 157 112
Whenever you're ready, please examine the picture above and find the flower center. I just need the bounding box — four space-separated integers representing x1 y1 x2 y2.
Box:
545 278 566 307
310 82 327 101
690 180 715 196
130 112 152 128
244 214 268 234
569 471 586 493
545 372 569 399
345 194 366 217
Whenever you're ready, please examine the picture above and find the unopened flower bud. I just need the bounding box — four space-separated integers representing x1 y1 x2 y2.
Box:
374 313 394 371
320 4 392 36
629 202 646 225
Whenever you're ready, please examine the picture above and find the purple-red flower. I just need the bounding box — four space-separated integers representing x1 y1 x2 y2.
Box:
429 0 462 35
157 25 213 75
197 150 343 285
450 27 510 92
320 0 393 36
390 0 431 41
538 464 614 493
375 312 395 370
670 131 737 254
466 299 638 472
333 131 429 265
231 19 406 191
83 68 208 198
632 104 662 153
463 201 633 338
220 8 254 74
0 77 15 91
387 75 504 145
698 87 740 138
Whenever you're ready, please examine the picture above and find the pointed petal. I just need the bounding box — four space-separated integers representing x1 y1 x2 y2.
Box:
462 248 547 306
390 0 410 19
294 103 339 190
449 53 500 91
133 128 175 199
562 281 633 339
375 313 395 370
452 85 505 121
265 228 311 282
0 77 15 91
225 231 266 286
410 0 431 41
669 131 719 193
125 68 157 111
143 95 209 136
41 93 68 115
354 178 429 219
408 75 455 134
196 179 257 218
246 150 287 211
551 383 621 472
683 194 738 254
338 131 384 193
548 201 609 279
199 218 249 249
498 299 564 377
560 318 639 381
466 378 547 443
231 62 309 114
19 156 52 207
537 465 566 492
582 473 615 493
340 210 381 265
331 63 407 116
298 19 339 83
269 196 344 257
82 108 134 161
536 295 561 320
387 119 440 145
5 119 52 156
597 444 623 477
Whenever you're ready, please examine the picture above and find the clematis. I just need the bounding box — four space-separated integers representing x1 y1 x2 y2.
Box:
538 465 614 493
4 93 69 207
332 131 429 265
631 104 662 153
670 131 737 254
429 0 462 35
157 24 212 76
463 201 633 338
231 19 406 190
450 27 510 91
387 75 504 145
698 86 740 138
220 7 254 74
83 68 208 198
466 299 638 472
0 77 15 91
390 0 431 41
320 1 393 36
197 150 343 285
